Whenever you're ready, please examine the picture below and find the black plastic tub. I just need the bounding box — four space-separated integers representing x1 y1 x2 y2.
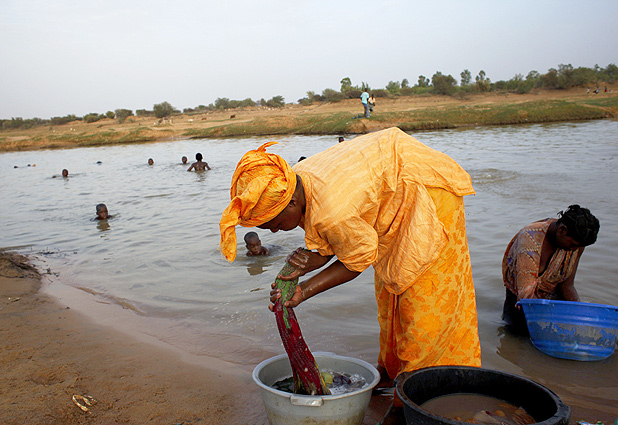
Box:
396 366 570 425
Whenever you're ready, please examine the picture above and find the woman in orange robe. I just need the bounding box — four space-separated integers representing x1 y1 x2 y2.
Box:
220 127 481 382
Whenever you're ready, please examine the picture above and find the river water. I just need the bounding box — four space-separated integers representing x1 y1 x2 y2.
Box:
1 120 617 420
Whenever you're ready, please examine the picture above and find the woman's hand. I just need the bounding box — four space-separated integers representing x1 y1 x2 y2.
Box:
269 283 304 311
277 248 333 281
268 260 361 312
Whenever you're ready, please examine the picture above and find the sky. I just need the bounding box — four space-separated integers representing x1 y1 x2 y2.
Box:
1 0 617 120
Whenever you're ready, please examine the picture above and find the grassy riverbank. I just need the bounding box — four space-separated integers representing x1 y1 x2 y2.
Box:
1 88 617 152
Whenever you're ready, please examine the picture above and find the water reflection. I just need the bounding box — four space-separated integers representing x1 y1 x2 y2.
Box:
247 265 265 276
97 220 110 232
194 171 208 182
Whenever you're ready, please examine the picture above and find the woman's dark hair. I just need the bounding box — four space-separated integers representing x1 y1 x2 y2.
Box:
196 153 203 161
557 204 600 246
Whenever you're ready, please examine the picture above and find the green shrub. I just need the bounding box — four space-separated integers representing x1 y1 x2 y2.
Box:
321 89 344 102
50 115 79 126
600 63 618 83
372 89 389 98
385 81 401 94
460 69 472 87
2 117 24 129
84 113 104 123
540 68 560 89
265 95 285 108
153 102 175 118
416 75 430 88
136 109 154 117
345 89 362 99
432 72 457 95
115 109 134 123
475 70 491 92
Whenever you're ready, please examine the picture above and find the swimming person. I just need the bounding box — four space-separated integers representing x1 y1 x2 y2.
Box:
181 156 188 164
187 153 211 171
148 158 154 166
52 169 69 178
95 203 111 220
244 232 269 256
219 127 481 388
502 205 600 334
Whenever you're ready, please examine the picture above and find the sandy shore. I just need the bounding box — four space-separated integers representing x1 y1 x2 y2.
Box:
0 252 395 425
0 252 268 424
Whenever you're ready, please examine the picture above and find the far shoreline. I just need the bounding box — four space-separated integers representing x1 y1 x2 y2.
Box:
1 87 616 153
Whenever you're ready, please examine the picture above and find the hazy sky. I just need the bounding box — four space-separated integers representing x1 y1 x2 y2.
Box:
1 0 616 119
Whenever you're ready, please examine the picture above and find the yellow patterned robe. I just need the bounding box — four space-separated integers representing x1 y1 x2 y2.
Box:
293 127 481 378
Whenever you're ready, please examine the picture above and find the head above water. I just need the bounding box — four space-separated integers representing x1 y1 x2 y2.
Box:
182 156 188 164
244 231 260 244
196 153 203 161
62 169 69 177
96 203 109 220
148 158 154 165
555 204 599 248
244 231 263 255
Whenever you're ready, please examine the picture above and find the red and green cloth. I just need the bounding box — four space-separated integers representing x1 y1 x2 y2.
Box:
273 262 330 395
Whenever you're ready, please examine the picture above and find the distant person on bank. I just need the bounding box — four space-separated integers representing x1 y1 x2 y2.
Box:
502 204 600 334
368 94 376 112
360 90 370 118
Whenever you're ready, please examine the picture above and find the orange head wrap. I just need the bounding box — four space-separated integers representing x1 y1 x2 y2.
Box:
219 142 297 262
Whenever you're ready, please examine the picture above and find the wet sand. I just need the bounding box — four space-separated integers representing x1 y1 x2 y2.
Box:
0 252 395 424
0 252 267 424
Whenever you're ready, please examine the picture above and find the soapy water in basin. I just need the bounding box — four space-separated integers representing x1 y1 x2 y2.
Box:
271 369 368 395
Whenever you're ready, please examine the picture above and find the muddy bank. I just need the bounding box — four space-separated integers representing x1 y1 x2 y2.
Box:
0 252 266 425
0 252 396 424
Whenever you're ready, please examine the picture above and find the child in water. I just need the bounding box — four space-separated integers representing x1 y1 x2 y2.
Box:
244 232 269 256
52 169 69 178
187 153 211 171
95 203 111 220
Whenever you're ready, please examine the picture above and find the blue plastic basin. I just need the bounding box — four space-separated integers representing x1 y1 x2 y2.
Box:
517 299 618 361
